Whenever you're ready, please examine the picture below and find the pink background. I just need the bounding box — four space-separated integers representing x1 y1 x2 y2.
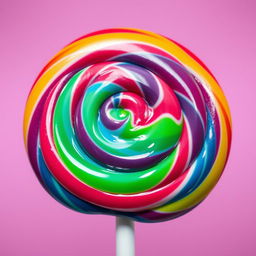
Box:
1 0 255 255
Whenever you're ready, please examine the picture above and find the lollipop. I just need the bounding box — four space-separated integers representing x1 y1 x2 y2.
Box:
23 28 232 223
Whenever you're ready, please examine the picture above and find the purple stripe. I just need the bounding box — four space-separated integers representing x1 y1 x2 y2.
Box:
199 84 221 153
27 86 53 182
100 99 125 130
113 54 191 98
177 94 205 163
158 56 207 128
118 63 160 106
138 209 190 222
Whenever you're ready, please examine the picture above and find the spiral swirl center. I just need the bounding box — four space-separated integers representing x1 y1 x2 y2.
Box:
68 62 184 170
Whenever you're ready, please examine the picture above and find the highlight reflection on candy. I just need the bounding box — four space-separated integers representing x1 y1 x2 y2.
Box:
23 28 232 222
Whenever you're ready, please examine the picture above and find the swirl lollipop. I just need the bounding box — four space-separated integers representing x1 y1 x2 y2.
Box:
23 28 232 225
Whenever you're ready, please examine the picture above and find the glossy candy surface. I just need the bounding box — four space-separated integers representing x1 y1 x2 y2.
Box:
23 28 232 222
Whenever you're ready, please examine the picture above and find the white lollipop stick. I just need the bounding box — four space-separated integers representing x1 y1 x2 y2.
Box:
116 217 135 256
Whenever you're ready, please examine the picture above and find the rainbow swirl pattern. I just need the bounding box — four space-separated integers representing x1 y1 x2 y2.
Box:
23 28 232 222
